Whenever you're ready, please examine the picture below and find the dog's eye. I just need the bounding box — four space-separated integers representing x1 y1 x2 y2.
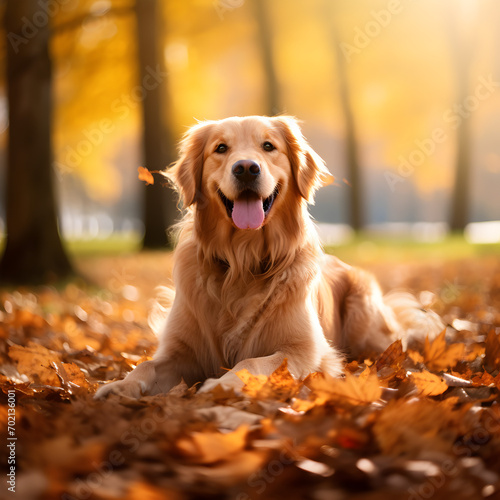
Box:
215 143 228 154
262 141 275 152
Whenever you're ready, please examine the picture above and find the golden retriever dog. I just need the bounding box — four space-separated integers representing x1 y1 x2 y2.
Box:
95 116 442 398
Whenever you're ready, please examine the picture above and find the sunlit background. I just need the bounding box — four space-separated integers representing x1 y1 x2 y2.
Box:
1 0 499 247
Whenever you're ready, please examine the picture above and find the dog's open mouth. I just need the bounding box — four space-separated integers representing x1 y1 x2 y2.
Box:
217 186 279 230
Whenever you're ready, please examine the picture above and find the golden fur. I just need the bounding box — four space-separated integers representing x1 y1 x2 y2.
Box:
96 116 442 398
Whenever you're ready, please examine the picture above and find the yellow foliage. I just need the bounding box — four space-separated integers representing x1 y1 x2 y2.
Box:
9 342 61 387
307 369 382 406
45 0 500 203
424 330 465 371
176 425 248 464
411 371 448 397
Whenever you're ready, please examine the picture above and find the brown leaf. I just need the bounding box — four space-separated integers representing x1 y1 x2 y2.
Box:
471 370 496 387
126 482 181 500
233 360 301 400
9 342 61 387
408 349 424 364
335 426 370 450
308 369 382 406
376 339 405 370
485 330 500 372
411 371 448 396
373 399 470 456
344 360 359 373
464 342 485 362
138 166 155 185
424 329 465 371
34 435 105 474
126 481 183 500
176 425 248 464
235 369 268 398
174 450 267 487
52 361 90 390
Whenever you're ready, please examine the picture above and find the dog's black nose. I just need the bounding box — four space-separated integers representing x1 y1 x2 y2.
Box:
231 160 261 184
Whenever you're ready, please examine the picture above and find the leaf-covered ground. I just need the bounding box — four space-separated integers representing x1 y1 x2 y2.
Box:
1 252 500 500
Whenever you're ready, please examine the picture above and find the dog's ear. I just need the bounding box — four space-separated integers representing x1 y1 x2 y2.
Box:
274 116 334 203
163 122 210 207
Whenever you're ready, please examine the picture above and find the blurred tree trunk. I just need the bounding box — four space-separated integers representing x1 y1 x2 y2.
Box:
323 4 363 231
253 0 281 116
0 0 73 283
449 69 471 232
335 39 363 231
136 0 177 249
448 9 476 233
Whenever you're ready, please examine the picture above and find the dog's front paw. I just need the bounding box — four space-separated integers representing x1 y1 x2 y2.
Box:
94 379 146 399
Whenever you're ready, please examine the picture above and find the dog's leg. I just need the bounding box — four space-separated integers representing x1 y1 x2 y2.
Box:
94 359 159 399
341 268 443 357
382 290 444 348
199 340 343 394
94 351 201 399
198 351 288 394
95 301 202 399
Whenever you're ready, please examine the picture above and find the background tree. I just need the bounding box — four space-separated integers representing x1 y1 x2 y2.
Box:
0 0 74 283
136 0 178 249
323 1 363 231
252 0 281 116
448 4 477 233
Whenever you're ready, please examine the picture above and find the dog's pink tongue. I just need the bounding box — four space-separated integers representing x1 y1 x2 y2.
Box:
232 197 264 230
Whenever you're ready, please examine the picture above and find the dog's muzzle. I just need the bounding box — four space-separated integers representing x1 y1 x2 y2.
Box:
218 185 279 230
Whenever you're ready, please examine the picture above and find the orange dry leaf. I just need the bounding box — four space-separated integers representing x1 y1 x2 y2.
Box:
235 369 268 398
344 360 359 373
373 399 469 456
34 435 105 474
424 329 464 371
292 398 317 413
174 450 267 487
408 349 424 364
308 370 382 406
335 426 370 450
138 166 155 185
464 342 485 362
9 342 61 387
485 330 500 372
471 370 496 387
53 361 90 389
238 359 300 400
176 425 248 464
411 371 448 396
126 482 181 500
376 339 405 370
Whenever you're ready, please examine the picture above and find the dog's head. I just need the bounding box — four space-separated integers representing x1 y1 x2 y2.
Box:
166 116 333 231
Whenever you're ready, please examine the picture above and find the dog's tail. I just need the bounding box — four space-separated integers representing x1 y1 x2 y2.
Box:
383 290 445 350
148 285 176 336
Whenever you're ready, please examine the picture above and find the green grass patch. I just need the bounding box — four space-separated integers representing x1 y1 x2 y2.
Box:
64 234 143 256
325 233 500 265
1 232 497 264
